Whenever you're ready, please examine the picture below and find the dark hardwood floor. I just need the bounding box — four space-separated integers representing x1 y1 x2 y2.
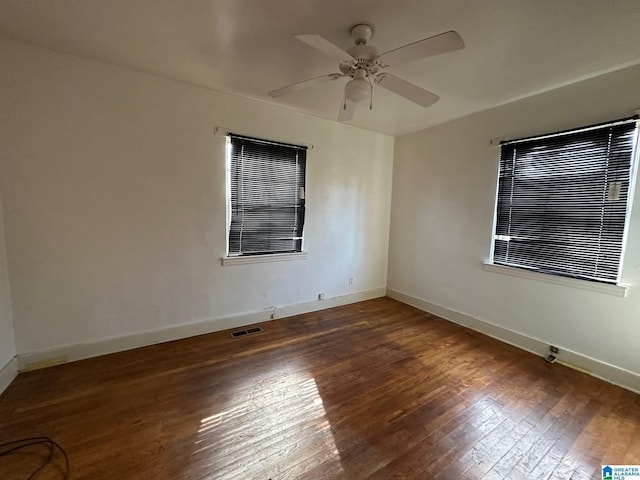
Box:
1 297 639 479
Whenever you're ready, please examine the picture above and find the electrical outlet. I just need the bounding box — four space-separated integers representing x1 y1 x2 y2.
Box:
348 276 353 285
549 345 559 354
318 293 325 300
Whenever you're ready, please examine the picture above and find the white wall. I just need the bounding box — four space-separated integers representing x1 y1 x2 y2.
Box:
0 38 394 359
388 64 640 383
0 195 16 369
5 31 638 392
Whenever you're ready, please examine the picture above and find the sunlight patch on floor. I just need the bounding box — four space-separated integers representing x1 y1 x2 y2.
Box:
193 371 343 478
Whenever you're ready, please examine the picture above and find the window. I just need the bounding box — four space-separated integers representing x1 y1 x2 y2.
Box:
227 134 306 257
491 116 638 284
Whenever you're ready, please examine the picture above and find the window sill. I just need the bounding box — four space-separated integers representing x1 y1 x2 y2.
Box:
222 251 308 266
482 262 628 298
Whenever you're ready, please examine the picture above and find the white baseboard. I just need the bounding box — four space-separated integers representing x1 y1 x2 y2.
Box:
0 356 17 395
17 287 386 372
387 288 640 395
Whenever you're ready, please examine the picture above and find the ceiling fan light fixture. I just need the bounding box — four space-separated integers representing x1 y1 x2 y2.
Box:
345 77 370 103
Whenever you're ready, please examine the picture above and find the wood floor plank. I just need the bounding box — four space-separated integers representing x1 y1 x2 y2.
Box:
1 298 639 479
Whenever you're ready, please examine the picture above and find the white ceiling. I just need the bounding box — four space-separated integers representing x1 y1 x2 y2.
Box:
1 0 639 136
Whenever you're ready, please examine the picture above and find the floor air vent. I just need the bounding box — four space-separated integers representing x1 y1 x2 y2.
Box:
230 327 263 339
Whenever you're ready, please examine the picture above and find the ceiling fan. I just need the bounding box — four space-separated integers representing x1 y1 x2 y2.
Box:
268 23 464 121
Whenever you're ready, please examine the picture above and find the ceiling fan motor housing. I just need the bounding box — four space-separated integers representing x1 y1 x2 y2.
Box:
341 23 380 79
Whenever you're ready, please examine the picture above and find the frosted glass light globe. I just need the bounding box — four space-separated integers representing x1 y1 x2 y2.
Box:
345 78 370 103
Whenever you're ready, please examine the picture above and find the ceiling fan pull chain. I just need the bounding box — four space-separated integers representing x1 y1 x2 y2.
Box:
368 75 374 110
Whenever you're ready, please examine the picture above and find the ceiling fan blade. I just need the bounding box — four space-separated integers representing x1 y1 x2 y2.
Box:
294 34 355 62
269 73 344 97
377 30 464 66
376 73 439 107
337 96 356 121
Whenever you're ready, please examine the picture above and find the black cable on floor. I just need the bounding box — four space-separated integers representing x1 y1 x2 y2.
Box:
0 436 69 479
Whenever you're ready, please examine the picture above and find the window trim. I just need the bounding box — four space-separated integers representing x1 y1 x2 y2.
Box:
482 262 628 297
223 132 308 259
221 251 308 266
